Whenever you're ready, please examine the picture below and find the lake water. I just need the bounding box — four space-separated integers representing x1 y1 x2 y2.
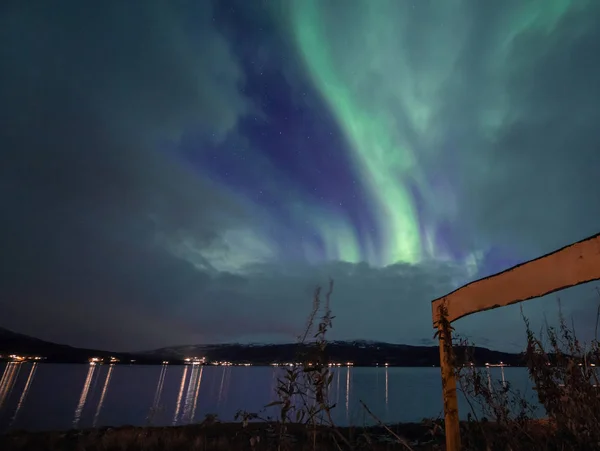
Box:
0 362 541 432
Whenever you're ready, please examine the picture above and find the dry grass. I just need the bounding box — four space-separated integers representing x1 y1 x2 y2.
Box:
0 422 444 451
454 300 600 450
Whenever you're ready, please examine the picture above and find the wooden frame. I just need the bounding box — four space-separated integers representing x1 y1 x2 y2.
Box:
431 232 600 451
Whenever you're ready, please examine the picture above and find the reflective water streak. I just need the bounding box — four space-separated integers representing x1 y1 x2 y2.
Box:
73 363 97 428
385 367 389 409
269 367 278 403
345 367 351 421
150 364 168 415
93 364 114 427
182 365 203 423
190 367 204 421
172 366 188 425
336 368 341 407
0 363 21 410
10 363 37 426
216 366 230 406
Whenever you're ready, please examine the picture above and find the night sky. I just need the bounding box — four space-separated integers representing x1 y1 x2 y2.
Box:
1 0 599 352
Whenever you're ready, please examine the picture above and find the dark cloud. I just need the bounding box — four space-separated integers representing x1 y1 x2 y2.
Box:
179 258 594 353
182 260 469 346
0 0 252 350
452 3 600 258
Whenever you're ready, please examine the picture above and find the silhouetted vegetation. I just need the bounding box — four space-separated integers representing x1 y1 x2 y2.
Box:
451 301 600 450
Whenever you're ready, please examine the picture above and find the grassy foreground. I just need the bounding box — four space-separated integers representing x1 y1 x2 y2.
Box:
0 422 427 451
0 419 560 451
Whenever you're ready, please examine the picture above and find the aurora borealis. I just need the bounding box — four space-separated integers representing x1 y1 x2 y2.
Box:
1 0 599 351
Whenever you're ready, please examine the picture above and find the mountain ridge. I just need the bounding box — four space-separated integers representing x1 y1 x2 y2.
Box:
0 326 167 364
142 340 525 367
0 326 525 366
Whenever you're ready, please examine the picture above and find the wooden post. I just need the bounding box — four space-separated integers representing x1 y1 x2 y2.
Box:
431 232 600 451
438 318 461 451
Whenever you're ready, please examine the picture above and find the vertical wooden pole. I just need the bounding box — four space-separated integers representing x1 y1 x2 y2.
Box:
438 323 461 451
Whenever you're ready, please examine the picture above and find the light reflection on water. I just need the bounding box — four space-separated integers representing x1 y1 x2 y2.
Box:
0 362 540 432
73 363 97 428
94 364 114 427
346 367 351 422
182 365 203 423
0 362 21 411
172 365 188 425
11 362 37 427
148 363 167 424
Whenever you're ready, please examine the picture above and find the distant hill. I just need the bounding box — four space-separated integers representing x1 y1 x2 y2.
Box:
0 327 524 367
0 327 169 364
143 339 525 367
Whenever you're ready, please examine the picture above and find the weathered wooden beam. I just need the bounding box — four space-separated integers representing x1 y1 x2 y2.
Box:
432 232 600 325
431 232 600 451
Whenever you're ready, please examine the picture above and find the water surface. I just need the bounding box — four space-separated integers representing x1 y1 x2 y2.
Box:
0 362 539 432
